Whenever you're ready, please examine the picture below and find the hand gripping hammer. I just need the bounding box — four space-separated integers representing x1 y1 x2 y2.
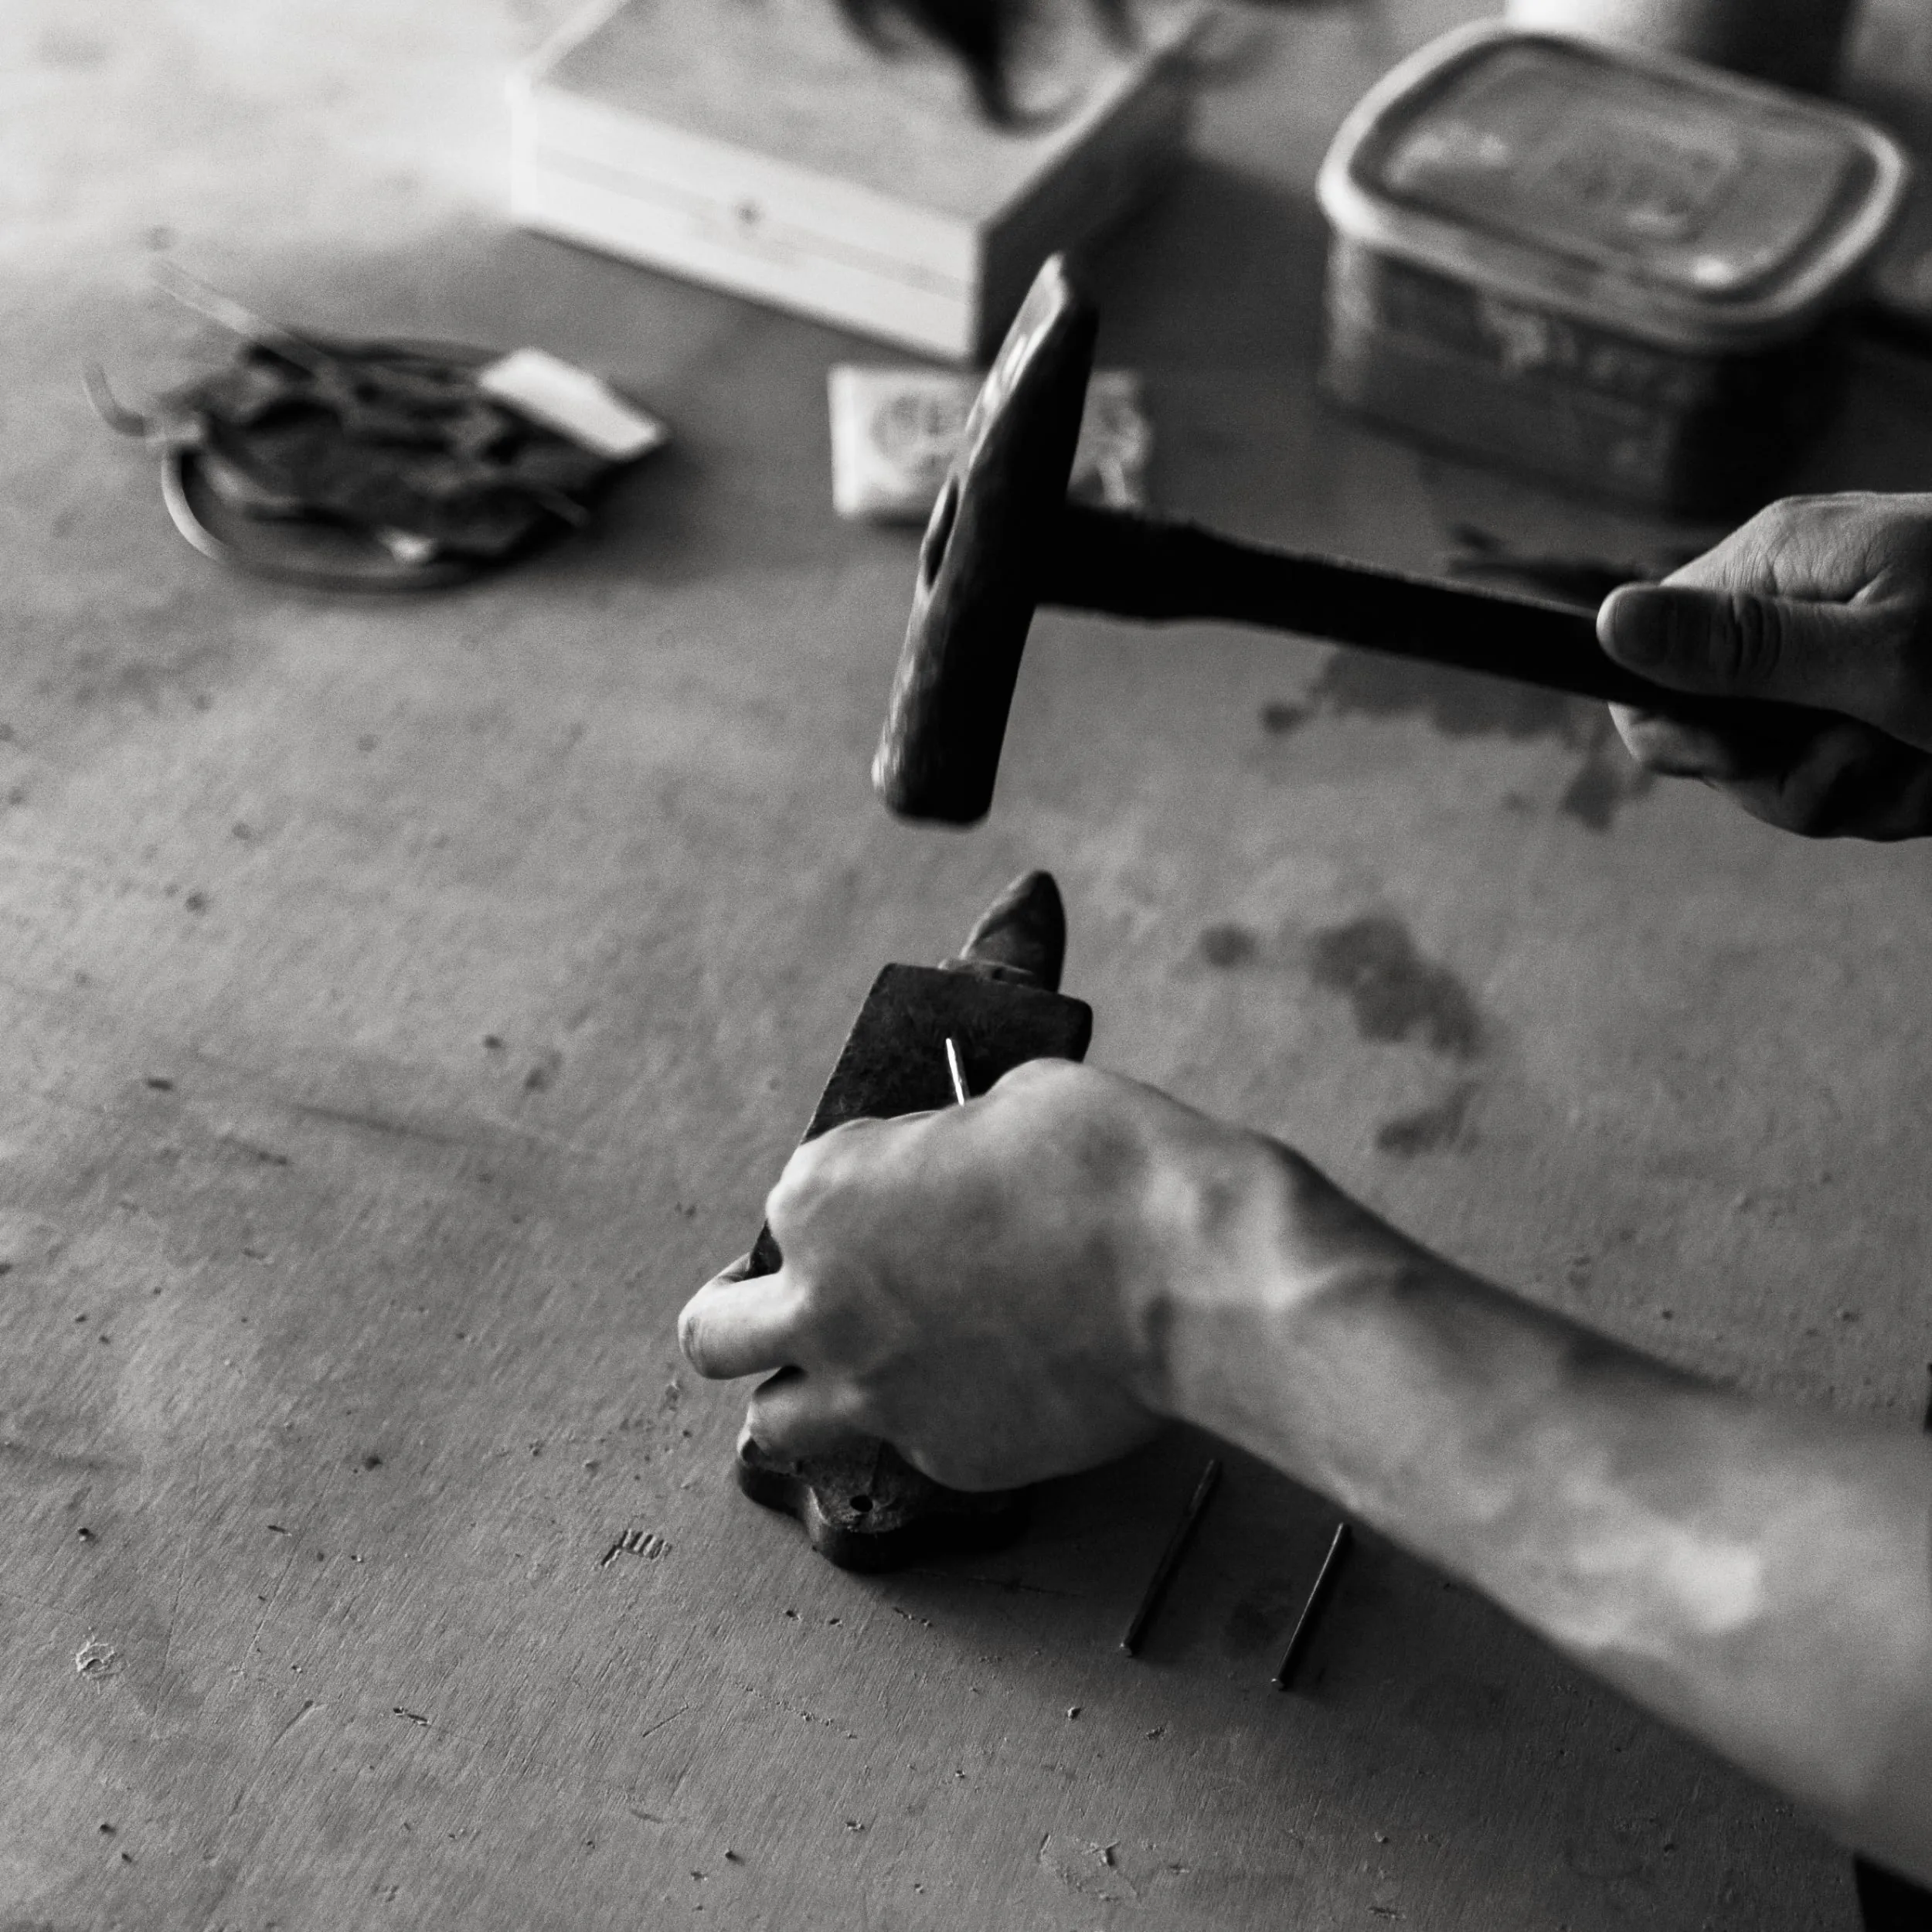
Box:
872 255 1819 827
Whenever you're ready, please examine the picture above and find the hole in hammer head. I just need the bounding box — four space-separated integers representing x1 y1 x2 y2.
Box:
847 1494 873 1514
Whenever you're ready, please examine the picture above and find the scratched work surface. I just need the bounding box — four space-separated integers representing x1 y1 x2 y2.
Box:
5 1 1932 1927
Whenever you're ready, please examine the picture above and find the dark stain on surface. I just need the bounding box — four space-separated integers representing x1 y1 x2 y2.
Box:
57 610 240 719
1224 1578 1311 1658
1376 1081 1478 1156
37 29 110 69
284 1097 477 1149
219 1137 291 1168
1560 720 1656 831
1402 1674 1509 1740
1199 923 1260 969
1270 649 1659 831
1310 915 1481 1059
1307 650 1593 745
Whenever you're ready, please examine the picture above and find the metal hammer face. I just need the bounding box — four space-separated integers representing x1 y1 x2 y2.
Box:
871 257 1096 827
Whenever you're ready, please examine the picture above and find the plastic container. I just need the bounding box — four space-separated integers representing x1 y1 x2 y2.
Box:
1317 24 1910 513
1502 0 1859 94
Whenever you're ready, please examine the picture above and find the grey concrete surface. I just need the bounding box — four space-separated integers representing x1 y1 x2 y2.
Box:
2 1 1929 1926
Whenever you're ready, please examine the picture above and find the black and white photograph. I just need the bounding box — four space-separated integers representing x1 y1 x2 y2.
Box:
5 0 1932 1923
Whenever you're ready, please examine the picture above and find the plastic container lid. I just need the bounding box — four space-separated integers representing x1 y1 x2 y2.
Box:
1318 23 1911 351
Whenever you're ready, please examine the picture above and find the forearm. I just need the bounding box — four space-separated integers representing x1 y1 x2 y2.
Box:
1141 1136 1932 1881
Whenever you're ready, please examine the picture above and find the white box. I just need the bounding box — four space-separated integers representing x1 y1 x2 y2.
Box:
828 364 1149 519
509 0 1204 362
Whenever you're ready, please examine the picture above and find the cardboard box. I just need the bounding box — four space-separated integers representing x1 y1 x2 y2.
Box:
510 0 1204 361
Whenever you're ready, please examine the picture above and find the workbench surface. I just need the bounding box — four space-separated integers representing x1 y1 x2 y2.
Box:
6 2 1931 1927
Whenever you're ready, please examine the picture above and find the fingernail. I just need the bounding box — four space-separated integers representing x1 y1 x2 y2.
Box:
1602 587 1666 667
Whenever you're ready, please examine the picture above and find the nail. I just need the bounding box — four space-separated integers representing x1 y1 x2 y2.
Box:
1273 1520 1352 1691
1121 1458 1221 1657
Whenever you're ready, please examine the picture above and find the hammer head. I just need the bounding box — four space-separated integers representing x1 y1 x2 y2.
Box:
871 256 1097 825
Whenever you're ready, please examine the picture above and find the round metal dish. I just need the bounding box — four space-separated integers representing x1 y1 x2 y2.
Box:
156 339 573 594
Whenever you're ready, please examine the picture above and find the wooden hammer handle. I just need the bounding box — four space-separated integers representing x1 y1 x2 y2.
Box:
1044 505 1777 720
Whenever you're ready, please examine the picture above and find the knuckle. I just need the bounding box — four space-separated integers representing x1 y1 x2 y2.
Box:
784 1272 828 1328
1734 495 1811 560
767 1136 836 1223
768 1117 894 1237
1713 592 1784 688
995 1056 1070 1093
675 1301 712 1371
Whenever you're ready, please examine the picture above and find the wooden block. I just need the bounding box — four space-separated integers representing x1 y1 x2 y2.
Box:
509 0 1206 360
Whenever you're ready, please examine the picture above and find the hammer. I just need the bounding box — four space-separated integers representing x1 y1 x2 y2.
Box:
872 256 1816 826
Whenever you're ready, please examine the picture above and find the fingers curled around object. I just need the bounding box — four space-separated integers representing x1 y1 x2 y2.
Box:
679 1264 804 1380
1608 703 1763 781
1601 580 1821 698
767 1107 920 1201
1601 581 1910 729
1752 723 1932 841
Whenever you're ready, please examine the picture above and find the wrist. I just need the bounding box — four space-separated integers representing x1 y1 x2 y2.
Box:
1127 1126 1413 1442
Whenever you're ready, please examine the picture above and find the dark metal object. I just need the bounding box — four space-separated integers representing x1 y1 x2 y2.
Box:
1119 1456 1221 1657
734 1428 1032 1573
117 335 601 592
871 254 1827 827
1272 1520 1354 1691
162 443 487 592
733 871 1092 1572
1853 1858 1932 1930
94 269 629 590
873 260 1096 828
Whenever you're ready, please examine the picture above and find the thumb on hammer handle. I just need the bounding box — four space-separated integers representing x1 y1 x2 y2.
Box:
1046 506 1824 731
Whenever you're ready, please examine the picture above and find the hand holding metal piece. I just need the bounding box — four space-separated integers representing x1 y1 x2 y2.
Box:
730 872 1093 1570
871 254 1828 826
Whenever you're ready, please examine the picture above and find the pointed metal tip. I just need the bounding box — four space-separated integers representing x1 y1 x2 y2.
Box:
959 871 1066 991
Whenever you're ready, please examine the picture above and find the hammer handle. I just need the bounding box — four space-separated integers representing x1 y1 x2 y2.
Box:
1046 506 1726 716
